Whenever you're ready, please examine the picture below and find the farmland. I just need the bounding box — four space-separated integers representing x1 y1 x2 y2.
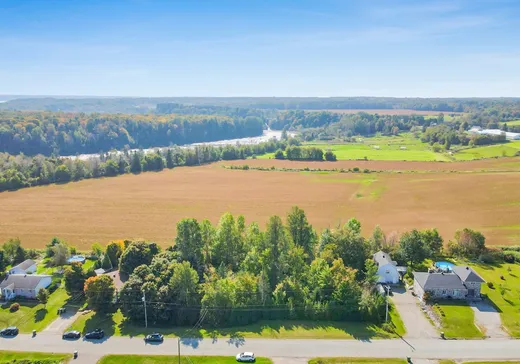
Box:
1 158 520 249
258 134 520 162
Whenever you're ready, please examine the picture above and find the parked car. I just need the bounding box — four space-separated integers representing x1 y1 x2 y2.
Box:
62 330 81 339
0 326 18 337
236 352 256 362
144 333 164 343
84 329 104 340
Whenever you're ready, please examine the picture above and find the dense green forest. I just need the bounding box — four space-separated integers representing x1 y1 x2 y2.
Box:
0 139 290 192
0 111 265 156
3 96 520 113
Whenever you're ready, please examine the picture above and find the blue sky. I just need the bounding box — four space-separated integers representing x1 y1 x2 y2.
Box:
0 0 519 97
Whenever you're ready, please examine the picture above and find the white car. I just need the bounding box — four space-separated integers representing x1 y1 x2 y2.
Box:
236 352 256 362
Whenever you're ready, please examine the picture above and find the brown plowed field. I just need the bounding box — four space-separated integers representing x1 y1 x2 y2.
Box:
1 164 519 249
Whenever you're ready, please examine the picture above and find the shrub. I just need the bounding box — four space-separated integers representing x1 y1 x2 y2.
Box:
500 275 505 280
9 303 20 312
487 282 494 289
353 167 360 172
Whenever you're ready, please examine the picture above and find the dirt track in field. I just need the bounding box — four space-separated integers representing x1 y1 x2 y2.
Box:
1 163 519 249
223 157 520 172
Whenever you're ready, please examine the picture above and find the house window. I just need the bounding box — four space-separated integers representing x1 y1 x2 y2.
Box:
442 289 447 295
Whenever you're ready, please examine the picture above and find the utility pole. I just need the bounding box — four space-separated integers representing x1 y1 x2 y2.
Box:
178 337 181 364
142 292 148 328
385 286 389 322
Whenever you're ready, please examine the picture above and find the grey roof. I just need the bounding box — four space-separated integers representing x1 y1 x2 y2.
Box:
453 266 485 283
414 272 467 290
373 251 396 267
12 259 36 271
0 274 51 290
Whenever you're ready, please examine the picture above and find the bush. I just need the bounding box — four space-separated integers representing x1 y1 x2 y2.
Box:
487 282 494 289
10 303 20 312
353 167 360 172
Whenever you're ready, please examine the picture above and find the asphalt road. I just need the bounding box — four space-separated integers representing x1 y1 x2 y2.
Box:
1 333 520 361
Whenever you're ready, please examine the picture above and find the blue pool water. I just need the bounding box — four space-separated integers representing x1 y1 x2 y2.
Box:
67 255 86 264
435 261 455 271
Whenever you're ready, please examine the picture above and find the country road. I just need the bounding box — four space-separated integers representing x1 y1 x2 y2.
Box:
1 333 520 362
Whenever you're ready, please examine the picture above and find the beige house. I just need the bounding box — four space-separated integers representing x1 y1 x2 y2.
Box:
8 259 37 275
0 274 52 300
413 266 484 301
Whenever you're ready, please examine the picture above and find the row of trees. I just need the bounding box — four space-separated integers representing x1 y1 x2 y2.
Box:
0 139 286 192
0 111 265 156
422 124 507 149
274 146 337 161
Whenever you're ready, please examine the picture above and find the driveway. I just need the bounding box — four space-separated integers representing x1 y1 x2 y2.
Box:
43 310 81 334
391 287 438 339
471 300 508 338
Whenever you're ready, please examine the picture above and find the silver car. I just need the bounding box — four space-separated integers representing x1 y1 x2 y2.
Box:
236 352 256 362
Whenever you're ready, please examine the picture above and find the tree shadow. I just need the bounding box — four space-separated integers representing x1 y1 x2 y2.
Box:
34 308 48 323
81 311 116 337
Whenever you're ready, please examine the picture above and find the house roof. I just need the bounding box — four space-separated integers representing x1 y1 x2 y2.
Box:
453 266 485 283
94 268 106 276
0 274 51 290
12 259 36 271
414 272 467 291
373 251 396 267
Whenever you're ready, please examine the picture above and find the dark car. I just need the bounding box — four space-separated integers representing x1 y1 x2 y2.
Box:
0 326 19 337
62 330 81 340
84 329 104 340
144 333 164 343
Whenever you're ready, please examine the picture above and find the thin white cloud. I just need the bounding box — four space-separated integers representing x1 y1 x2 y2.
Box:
368 1 462 18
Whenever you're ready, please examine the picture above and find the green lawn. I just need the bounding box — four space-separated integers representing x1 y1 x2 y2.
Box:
432 301 483 339
69 309 404 340
97 355 272 364
452 141 520 160
308 359 407 364
470 262 520 337
464 362 520 364
82 258 97 272
505 119 520 126
0 351 71 363
439 361 456 364
0 288 70 333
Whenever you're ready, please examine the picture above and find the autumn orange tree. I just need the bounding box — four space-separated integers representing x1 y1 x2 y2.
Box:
84 275 115 312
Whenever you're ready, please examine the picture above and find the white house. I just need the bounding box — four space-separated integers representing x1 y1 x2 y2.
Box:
0 274 52 300
373 251 401 284
8 259 37 275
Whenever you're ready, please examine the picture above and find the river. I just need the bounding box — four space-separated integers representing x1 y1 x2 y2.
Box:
66 129 291 160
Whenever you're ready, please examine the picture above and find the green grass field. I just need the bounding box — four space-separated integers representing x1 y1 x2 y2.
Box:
308 359 407 364
470 262 520 337
505 120 520 126
259 133 520 162
452 141 520 161
432 301 484 339
0 351 71 363
68 309 404 340
97 355 272 364
0 288 70 333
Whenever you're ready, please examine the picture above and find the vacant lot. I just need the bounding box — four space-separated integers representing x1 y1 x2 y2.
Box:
69 310 404 339
1 165 520 249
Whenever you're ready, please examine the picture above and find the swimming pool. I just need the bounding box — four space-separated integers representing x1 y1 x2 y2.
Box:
435 261 455 271
67 255 86 264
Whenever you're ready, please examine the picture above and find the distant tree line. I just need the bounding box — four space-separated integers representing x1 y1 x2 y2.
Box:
0 111 265 156
0 139 286 192
5 96 520 114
